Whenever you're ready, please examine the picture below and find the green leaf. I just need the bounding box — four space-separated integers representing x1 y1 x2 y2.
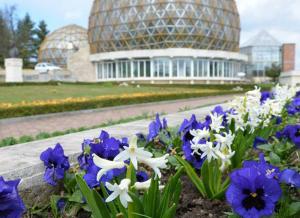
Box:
69 190 84 203
257 143 273 152
201 160 214 198
75 174 108 218
269 152 281 165
175 156 206 197
288 202 300 216
50 195 61 218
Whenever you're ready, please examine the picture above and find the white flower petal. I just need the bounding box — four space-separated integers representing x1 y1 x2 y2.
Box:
106 190 120 203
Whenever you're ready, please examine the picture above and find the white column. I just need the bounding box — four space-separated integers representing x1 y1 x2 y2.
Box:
5 58 23 82
191 58 194 79
207 59 210 78
169 58 173 78
130 59 134 79
115 60 119 79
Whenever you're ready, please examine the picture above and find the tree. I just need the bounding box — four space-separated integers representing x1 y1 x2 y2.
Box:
265 63 282 83
16 13 36 68
0 5 17 67
35 20 49 48
0 11 10 67
33 20 49 59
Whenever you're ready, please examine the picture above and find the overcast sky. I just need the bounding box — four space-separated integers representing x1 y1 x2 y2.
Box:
1 0 299 68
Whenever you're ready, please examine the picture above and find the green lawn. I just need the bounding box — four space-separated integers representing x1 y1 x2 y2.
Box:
0 83 257 104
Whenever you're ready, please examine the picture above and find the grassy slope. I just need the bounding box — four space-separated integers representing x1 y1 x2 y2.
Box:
0 83 259 104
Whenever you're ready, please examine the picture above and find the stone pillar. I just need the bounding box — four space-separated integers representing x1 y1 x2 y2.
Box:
282 43 296 72
5 58 23 82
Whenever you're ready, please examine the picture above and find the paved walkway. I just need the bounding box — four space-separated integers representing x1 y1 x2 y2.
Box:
0 102 230 190
0 94 238 140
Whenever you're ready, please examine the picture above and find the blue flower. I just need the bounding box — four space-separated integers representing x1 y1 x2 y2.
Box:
253 137 268 149
179 114 203 142
243 153 280 179
287 98 300 115
83 162 126 188
226 167 281 218
0 177 26 217
78 139 93 170
260 91 273 104
57 198 66 212
147 114 168 141
136 171 149 182
182 139 206 169
279 169 300 188
277 125 300 148
40 143 70 186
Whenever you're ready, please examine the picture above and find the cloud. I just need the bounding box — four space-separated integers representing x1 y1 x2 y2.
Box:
236 0 300 69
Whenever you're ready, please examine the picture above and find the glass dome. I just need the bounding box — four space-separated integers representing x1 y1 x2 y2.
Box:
38 25 88 67
88 0 241 54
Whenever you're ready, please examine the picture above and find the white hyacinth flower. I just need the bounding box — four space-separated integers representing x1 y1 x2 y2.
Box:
140 154 169 178
190 128 210 143
215 131 235 149
215 148 235 171
133 179 164 190
209 112 225 133
114 136 153 170
93 154 126 181
105 179 132 208
199 141 219 162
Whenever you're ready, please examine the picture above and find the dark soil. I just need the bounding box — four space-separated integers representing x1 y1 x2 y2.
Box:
175 176 230 218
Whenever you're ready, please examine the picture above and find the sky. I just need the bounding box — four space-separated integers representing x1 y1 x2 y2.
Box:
0 0 299 68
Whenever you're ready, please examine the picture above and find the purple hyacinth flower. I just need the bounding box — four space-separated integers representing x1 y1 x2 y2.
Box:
0 177 26 217
226 167 281 218
243 153 280 179
40 143 70 186
279 169 300 188
253 137 268 149
136 171 149 182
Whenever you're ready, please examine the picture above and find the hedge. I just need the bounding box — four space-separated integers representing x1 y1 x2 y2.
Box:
0 90 243 119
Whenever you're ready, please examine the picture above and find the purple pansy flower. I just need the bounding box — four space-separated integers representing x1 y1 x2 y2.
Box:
287 98 300 115
40 143 70 186
84 162 126 188
243 153 280 179
279 169 300 188
0 176 26 217
253 137 268 149
179 115 208 169
260 91 273 104
226 167 281 218
136 171 149 182
277 125 300 148
147 114 168 142
57 198 66 212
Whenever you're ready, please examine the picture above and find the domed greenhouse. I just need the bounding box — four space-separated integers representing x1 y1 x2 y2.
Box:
38 25 88 68
88 0 247 83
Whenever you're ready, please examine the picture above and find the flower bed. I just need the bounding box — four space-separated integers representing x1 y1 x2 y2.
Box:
0 89 241 119
1 85 300 218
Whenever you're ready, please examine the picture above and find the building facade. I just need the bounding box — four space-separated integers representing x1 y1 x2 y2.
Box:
240 31 296 78
88 0 247 83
